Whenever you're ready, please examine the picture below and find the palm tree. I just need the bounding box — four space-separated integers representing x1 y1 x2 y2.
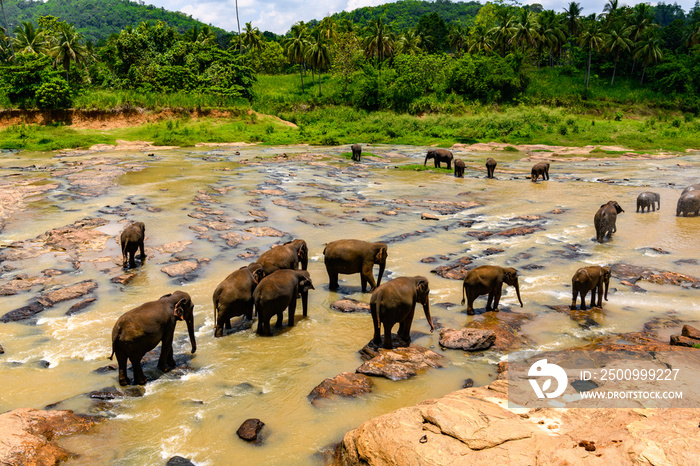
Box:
13 21 48 55
512 9 540 52
467 23 493 54
184 25 216 45
634 30 662 85
602 0 620 25
604 21 633 85
0 0 14 59
563 2 582 64
447 23 468 56
536 10 566 68
363 18 393 72
318 16 337 42
235 0 241 53
305 28 331 95
489 6 516 56
241 22 263 54
395 29 422 56
51 23 87 82
579 18 604 90
284 22 309 91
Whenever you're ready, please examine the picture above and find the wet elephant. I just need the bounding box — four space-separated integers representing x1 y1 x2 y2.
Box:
486 158 497 179
594 201 624 242
681 183 700 195
531 162 550 182
371 276 434 349
255 239 308 276
254 269 314 336
110 291 196 386
120 221 146 269
212 263 265 337
677 191 700 216
461 265 523 315
454 159 465 178
424 149 453 169
571 265 610 310
323 239 388 292
351 144 362 162
636 192 660 212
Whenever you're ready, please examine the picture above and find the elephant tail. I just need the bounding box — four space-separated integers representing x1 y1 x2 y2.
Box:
461 283 466 305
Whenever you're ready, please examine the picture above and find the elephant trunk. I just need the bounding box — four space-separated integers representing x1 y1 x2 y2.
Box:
604 279 609 302
376 262 385 288
422 300 434 333
514 281 523 307
187 320 197 354
423 154 429 166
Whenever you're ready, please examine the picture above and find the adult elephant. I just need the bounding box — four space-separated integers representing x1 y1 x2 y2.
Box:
681 183 700 195
677 191 700 216
371 276 434 349
120 221 146 269
594 201 624 242
351 144 362 162
571 266 610 310
454 159 465 178
424 149 453 169
255 239 308 276
323 239 388 292
636 192 660 213
485 158 497 178
531 162 550 182
461 265 523 315
110 291 196 386
254 269 314 336
212 263 264 337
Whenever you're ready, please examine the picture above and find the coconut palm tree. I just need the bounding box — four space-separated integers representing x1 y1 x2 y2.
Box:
579 18 604 90
0 0 14 59
467 23 493 54
536 10 566 68
285 22 309 91
395 28 422 56
634 30 662 85
602 0 620 25
563 2 582 64
305 28 331 95
13 21 48 55
489 6 517 57
242 22 263 54
604 21 633 85
512 9 540 53
51 23 87 82
446 23 468 57
318 16 337 42
184 25 216 45
363 18 393 72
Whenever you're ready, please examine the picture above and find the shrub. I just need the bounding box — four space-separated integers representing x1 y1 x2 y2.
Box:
35 77 72 109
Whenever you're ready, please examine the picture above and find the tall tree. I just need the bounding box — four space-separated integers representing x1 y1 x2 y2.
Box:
284 22 308 91
634 30 662 84
363 18 393 72
395 28 422 56
241 22 263 54
489 6 516 57
536 9 566 68
512 9 540 52
467 23 493 54
447 23 468 56
579 17 604 90
13 21 48 55
563 2 582 64
604 21 633 85
305 28 331 95
235 0 241 54
50 22 87 81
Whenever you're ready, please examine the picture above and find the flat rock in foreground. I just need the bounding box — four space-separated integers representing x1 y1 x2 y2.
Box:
308 372 373 406
438 328 496 351
356 343 448 381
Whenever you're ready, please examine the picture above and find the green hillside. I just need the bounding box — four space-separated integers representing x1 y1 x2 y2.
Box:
2 0 233 45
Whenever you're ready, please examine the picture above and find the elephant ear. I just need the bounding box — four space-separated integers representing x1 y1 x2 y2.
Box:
174 298 188 320
252 267 265 284
375 246 388 264
416 278 430 303
614 202 624 213
298 243 308 259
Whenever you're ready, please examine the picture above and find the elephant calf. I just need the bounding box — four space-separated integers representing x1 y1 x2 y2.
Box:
110 291 196 386
636 192 660 213
571 266 610 310
371 276 434 349
120 221 146 269
454 159 465 178
531 162 550 182
461 265 523 315
324 239 387 292
485 158 497 178
594 201 624 242
212 263 264 337
351 143 362 162
254 269 314 336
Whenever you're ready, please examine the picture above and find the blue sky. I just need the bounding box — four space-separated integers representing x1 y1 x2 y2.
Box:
144 0 698 35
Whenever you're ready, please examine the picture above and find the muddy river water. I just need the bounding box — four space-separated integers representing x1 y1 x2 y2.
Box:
0 144 698 465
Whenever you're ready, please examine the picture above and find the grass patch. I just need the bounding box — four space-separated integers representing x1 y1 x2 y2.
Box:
503 146 519 151
339 152 381 159
396 164 453 173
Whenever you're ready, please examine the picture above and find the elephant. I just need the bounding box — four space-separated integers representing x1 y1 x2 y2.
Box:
571 266 610 310
254 269 314 336
371 276 434 349
461 265 523 315
485 158 497 178
424 149 453 169
594 201 624 242
323 239 388 292
255 239 308 276
454 159 465 178
681 183 700 195
676 191 700 216
636 192 660 212
120 221 146 269
110 291 196 386
351 144 362 162
212 263 265 337
531 162 550 182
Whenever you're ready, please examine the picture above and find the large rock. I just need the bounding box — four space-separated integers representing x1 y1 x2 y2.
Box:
611 263 700 288
0 409 98 465
431 256 473 280
356 343 448 381
237 418 265 442
1 280 98 322
308 372 373 406
464 310 535 352
335 376 700 466
438 328 495 351
331 298 370 313
682 324 700 340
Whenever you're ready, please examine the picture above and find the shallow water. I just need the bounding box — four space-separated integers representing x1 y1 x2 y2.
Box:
0 145 699 465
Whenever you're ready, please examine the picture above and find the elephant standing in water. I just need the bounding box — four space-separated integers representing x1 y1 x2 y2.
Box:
461 265 523 315
424 149 453 169
371 276 434 349
110 291 196 386
324 239 388 292
531 162 550 182
454 159 465 178
254 239 308 276
677 191 700 216
571 266 610 310
254 269 314 336
120 221 146 269
485 158 497 178
351 144 362 162
212 263 264 337
594 201 624 242
637 192 660 212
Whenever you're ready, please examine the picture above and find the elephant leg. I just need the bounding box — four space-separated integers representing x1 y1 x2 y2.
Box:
361 265 377 292
225 318 232 329
383 321 393 349
398 309 414 344
466 290 476 315
447 161 452 170
139 242 146 261
571 288 579 310
589 287 597 309
485 291 494 311
301 291 308 317
275 310 284 328
129 251 136 268
580 291 588 311
492 287 502 311
595 285 603 307
116 351 130 386
245 303 254 321
287 298 296 327
158 335 175 371
131 353 148 385
371 304 381 345
328 271 339 291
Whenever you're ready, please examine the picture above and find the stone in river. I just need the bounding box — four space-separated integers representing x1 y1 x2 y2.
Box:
237 418 265 442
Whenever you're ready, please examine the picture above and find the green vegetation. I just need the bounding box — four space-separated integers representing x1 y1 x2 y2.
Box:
340 151 380 159
396 164 454 173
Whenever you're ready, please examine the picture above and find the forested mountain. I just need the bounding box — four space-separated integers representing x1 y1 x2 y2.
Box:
2 0 232 45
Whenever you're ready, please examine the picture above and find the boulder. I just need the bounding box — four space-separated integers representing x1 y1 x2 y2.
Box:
65 298 97 316
89 386 145 400
430 256 473 280
0 409 98 465
464 310 535 352
166 457 195 466
670 335 700 347
549 304 602 329
438 328 496 351
237 418 265 442
161 261 199 278
611 263 700 288
1 280 98 322
244 226 285 237
682 324 700 340
421 213 439 221
331 299 370 313
356 342 448 381
111 273 136 286
496 226 544 237
308 372 373 406
219 232 252 247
